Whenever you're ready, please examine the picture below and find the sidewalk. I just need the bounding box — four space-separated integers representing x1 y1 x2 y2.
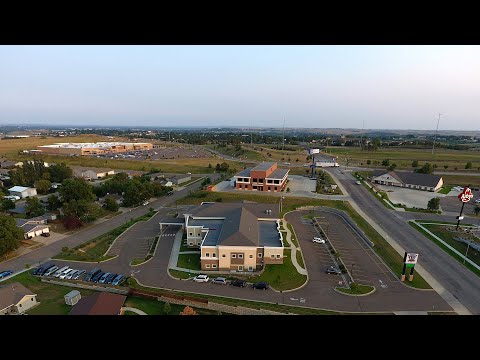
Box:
282 220 307 276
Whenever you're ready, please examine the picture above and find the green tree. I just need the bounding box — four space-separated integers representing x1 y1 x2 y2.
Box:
47 194 61 211
465 162 473 169
474 206 480 216
366 160 371 165
1 199 15 212
122 179 152 207
444 165 448 170
0 214 24 257
48 163 73 183
382 159 390 166
63 199 102 222
59 178 95 203
35 179 51 195
25 197 45 217
104 198 120 212
416 163 434 175
427 197 441 211
388 163 397 171
163 302 171 315
412 160 419 168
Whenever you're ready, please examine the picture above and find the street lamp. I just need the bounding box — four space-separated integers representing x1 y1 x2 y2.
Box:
464 242 471 265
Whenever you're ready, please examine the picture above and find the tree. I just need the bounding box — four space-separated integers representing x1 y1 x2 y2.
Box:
104 198 119 212
427 197 441 211
163 302 171 315
59 178 95 203
366 160 371 165
62 215 83 230
466 162 473 169
1 199 15 212
382 159 390 166
286 187 290 192
47 194 61 211
63 199 102 222
25 197 45 217
416 163 434 175
412 160 419 168
473 205 480 216
122 179 152 207
0 214 24 257
444 165 448 170
179 306 197 315
35 179 51 195
388 163 397 171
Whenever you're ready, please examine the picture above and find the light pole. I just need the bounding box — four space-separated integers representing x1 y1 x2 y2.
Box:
464 242 471 264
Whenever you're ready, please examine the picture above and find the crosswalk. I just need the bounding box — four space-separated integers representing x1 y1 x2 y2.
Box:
160 233 176 237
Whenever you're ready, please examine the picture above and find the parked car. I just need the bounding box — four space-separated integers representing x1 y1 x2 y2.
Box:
475 199 480 204
356 180 361 185
313 237 325 244
91 272 105 283
252 281 269 290
142 200 149 206
105 273 117 284
212 277 227 285
167 191 174 196
65 270 78 280
59 269 75 279
193 274 209 283
230 279 247 287
325 266 342 275
41 232 51 237
0 270 13 279
111 275 125 286
44 266 59 277
84 268 101 282
98 272 111 284
54 266 70 278
38 264 56 276
73 270 86 280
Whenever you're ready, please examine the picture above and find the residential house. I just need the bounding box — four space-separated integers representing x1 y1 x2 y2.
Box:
69 292 126 315
16 218 50 239
72 166 115 180
234 162 289 192
165 202 284 272
170 174 191 185
371 170 444 192
98 193 123 206
0 282 38 315
8 186 37 198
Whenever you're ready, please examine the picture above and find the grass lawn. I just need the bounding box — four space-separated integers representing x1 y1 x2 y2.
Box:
179 240 196 252
441 175 480 188
177 176 203 187
53 210 157 262
336 283 375 295
286 223 299 247
123 296 221 315
177 254 201 270
168 269 192 279
438 185 454 194
246 250 307 291
410 222 480 277
124 310 139 315
2 271 96 315
281 231 290 247
205 144 264 161
296 250 305 268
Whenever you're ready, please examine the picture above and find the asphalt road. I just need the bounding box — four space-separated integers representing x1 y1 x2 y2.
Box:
328 167 480 314
0 174 219 272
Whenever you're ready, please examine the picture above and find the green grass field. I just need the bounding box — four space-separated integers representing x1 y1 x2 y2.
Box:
336 283 375 295
177 254 201 270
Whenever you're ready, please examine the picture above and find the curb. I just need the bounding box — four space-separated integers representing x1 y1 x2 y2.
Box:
52 254 119 264
333 285 376 297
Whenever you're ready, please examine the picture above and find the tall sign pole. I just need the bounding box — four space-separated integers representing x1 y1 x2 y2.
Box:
401 252 419 282
309 148 319 178
456 186 473 230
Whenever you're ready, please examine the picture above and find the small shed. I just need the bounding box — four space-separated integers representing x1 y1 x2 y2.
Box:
65 290 81 306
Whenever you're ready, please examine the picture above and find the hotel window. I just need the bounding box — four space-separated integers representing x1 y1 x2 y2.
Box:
271 255 275 259
212 253 216 257
205 253 210 257
276 254 281 259
189 243 193 246
212 264 217 268
253 186 257 190
274 187 278 191
249 255 253 259
238 254 243 259
248 266 253 271
222 254 226 257
238 266 243 271
268 187 271 191
232 254 236 258
253 178 258 182
206 264 210 269
259 178 263 183
258 253 262 258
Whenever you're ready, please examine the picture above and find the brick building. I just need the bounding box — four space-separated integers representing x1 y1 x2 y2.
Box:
234 162 289 192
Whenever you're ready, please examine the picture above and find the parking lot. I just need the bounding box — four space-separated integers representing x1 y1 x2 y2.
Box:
375 184 445 209
90 145 211 161
440 188 480 214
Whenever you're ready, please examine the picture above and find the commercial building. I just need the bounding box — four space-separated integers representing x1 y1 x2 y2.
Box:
171 202 284 272
37 142 153 156
0 282 38 315
8 186 37 198
234 162 289 192
371 170 444 192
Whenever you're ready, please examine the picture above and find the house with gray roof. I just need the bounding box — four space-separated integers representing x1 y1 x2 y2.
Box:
171 202 284 272
0 282 38 315
16 218 50 239
371 170 443 192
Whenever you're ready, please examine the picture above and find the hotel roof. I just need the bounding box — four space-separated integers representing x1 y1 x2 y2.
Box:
251 162 277 172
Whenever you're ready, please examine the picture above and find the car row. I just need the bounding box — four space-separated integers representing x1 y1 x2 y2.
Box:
32 264 126 286
193 275 269 290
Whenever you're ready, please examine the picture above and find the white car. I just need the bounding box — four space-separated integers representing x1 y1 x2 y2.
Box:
142 200 149 206
475 199 480 204
356 181 361 185
313 237 325 244
193 274 209 283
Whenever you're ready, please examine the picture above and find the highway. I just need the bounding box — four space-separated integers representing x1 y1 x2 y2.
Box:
328 167 480 314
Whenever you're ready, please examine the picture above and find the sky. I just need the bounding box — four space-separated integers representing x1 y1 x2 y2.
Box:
0 45 479 130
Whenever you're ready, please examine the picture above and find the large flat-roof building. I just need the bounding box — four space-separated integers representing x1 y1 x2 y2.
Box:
9 186 37 198
167 202 284 272
234 162 289 192
37 142 153 156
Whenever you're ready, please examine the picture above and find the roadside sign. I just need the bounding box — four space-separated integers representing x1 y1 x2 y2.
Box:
405 253 419 265
309 148 320 155
458 187 473 203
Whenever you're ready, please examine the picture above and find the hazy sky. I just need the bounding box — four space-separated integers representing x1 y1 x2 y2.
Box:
1 45 479 130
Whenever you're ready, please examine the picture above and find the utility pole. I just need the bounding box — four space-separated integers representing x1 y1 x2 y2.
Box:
360 120 365 151
432 113 442 155
282 117 286 151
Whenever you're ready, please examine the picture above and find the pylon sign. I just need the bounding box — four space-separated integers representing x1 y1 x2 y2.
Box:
401 252 419 282
458 187 473 203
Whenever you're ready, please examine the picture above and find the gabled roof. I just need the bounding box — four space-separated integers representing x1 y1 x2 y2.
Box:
69 292 126 315
0 282 36 311
373 170 442 188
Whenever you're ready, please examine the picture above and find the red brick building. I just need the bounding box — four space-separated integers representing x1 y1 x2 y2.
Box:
234 162 289 192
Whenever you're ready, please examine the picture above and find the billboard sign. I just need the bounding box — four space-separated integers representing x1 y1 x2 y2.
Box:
309 148 320 155
405 253 419 266
458 187 473 203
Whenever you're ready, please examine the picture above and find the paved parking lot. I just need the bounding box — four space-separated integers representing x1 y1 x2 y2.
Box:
440 189 480 214
90 145 211 161
376 184 445 208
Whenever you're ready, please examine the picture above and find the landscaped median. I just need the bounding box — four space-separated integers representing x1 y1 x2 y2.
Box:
335 283 375 296
409 220 480 277
53 209 157 262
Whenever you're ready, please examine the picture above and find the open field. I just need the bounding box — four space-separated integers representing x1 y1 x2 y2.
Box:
325 146 480 170
243 144 307 163
205 144 264 161
176 190 430 289
441 175 480 188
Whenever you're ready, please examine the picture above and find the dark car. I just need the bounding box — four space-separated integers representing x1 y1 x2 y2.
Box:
252 281 269 290
325 266 342 275
91 272 105 283
230 279 247 287
84 268 101 282
41 232 50 237
0 270 13 279
105 273 117 284
111 275 125 286
38 264 55 276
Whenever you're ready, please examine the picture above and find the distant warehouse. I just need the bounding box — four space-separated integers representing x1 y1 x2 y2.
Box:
37 142 153 156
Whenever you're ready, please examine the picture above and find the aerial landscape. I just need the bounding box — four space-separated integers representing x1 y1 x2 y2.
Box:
1 45 479 316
